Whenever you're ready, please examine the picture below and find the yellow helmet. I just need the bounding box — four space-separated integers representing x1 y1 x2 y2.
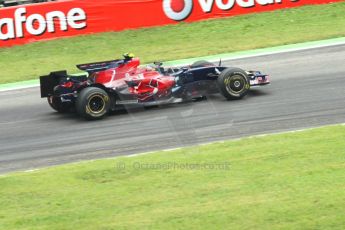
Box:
123 53 135 59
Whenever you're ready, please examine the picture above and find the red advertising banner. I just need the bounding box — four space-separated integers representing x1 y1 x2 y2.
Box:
0 0 342 47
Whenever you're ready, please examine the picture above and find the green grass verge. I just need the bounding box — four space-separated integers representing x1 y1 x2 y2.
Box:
0 2 345 84
0 125 345 229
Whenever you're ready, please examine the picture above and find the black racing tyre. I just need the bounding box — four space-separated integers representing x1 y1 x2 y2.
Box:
76 87 110 120
217 68 250 100
191 60 214 68
47 96 71 113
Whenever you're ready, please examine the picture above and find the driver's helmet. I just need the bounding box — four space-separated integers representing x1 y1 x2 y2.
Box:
123 53 135 60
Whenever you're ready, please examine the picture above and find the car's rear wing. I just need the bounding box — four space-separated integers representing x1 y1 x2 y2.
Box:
40 71 88 98
40 71 67 98
76 59 124 73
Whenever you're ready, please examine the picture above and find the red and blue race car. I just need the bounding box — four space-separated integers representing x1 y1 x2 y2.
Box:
40 53 270 120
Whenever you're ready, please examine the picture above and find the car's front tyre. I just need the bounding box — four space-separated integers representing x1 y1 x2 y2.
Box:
76 87 110 120
217 68 250 100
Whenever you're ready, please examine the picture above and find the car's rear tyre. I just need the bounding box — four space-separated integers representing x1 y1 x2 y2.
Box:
217 68 250 100
47 96 71 113
191 60 214 68
76 87 110 120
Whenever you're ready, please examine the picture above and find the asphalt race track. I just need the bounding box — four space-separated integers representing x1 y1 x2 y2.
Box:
0 45 344 173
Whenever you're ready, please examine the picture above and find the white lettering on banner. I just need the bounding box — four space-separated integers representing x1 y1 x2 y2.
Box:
163 0 194 21
0 19 14 40
237 0 255 8
0 7 87 40
256 0 275 5
163 0 299 21
26 14 46 35
46 11 68 32
198 0 214 13
67 8 87 29
216 0 236 10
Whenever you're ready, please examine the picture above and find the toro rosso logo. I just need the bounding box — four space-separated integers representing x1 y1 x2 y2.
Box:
163 0 299 21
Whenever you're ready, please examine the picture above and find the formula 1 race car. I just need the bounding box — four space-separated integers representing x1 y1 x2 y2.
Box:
40 53 270 120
